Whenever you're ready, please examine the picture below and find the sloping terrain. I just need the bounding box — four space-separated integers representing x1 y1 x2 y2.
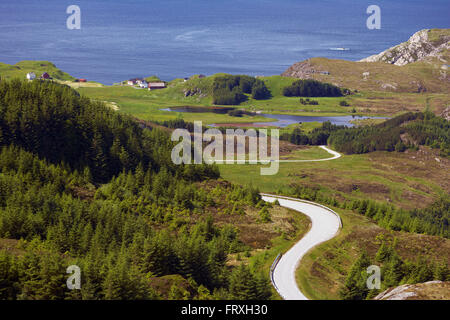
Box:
282 29 450 93
0 60 75 81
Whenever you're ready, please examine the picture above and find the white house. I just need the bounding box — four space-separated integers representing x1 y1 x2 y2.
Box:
139 80 148 88
26 72 36 80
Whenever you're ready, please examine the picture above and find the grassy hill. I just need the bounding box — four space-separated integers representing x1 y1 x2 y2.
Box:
282 29 450 94
281 57 449 93
0 60 75 81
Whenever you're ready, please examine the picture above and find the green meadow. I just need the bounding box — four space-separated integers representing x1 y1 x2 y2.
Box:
218 149 447 210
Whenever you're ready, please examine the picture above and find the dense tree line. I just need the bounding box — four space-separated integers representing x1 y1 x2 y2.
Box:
328 111 450 156
281 121 345 146
282 79 343 97
158 118 195 132
340 240 449 300
0 80 272 300
281 112 449 158
212 75 270 105
0 79 219 183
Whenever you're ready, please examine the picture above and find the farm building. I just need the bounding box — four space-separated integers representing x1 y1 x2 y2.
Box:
128 78 146 86
148 82 166 90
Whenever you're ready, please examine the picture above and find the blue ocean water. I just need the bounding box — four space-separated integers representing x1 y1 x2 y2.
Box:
0 0 448 84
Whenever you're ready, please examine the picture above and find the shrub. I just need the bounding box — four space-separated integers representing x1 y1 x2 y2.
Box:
283 79 342 97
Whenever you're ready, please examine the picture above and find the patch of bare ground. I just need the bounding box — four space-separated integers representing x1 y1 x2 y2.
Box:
149 274 196 299
195 180 311 249
305 173 392 202
354 96 425 115
369 147 450 194
337 181 390 195
213 205 309 249
0 239 25 256
70 186 95 201
400 190 434 208
343 226 450 264
279 140 309 157
306 222 450 299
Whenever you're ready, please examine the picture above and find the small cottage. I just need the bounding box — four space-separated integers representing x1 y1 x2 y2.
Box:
127 78 140 86
26 72 36 80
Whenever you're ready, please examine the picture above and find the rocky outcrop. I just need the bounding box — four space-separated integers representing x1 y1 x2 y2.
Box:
360 29 450 66
374 281 450 300
183 87 206 98
281 59 329 79
440 106 450 121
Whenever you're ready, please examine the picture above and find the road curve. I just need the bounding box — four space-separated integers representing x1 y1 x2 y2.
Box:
278 145 341 163
261 194 342 300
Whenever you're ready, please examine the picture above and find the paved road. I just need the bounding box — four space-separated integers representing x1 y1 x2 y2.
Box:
261 194 342 300
278 145 341 163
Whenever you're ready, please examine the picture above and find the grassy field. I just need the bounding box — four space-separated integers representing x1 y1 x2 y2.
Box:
279 146 334 160
219 146 449 211
0 60 75 81
75 72 448 127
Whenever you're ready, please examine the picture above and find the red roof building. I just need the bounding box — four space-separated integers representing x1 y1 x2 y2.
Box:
148 82 166 90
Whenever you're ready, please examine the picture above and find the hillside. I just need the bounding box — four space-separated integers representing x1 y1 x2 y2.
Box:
282 29 450 93
360 29 450 66
0 79 281 300
0 60 75 81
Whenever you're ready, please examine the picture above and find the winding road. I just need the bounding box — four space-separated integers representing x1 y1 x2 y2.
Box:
261 194 342 300
278 145 341 163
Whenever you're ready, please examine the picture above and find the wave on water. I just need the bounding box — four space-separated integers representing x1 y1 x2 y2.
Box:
175 29 210 42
